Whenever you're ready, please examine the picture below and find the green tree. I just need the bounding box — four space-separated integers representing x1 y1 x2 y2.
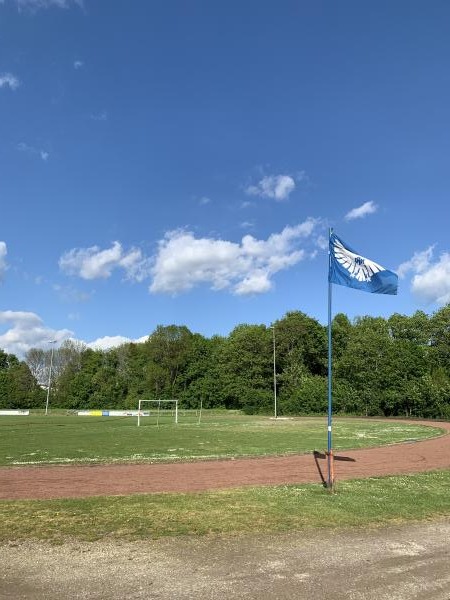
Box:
218 324 273 413
280 375 327 414
388 311 430 345
146 325 194 396
429 305 450 375
0 350 43 409
331 313 352 359
179 334 226 408
378 339 427 416
273 311 327 378
335 316 391 416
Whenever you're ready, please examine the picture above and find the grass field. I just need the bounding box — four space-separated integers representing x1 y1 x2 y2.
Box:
1 470 449 542
0 412 448 543
0 411 442 466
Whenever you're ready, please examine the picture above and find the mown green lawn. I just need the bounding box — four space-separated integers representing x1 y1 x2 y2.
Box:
1 470 449 542
0 411 442 466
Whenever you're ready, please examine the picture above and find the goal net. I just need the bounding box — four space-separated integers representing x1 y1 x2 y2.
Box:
137 399 178 427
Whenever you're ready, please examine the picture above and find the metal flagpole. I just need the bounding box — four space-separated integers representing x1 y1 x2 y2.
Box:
326 228 397 488
327 228 334 489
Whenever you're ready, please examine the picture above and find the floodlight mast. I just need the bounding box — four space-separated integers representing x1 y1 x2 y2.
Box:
45 340 57 416
270 326 277 419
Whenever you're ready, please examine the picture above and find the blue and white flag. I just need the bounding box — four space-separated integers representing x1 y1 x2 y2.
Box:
329 232 398 295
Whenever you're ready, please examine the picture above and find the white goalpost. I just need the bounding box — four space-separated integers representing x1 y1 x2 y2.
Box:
137 399 178 427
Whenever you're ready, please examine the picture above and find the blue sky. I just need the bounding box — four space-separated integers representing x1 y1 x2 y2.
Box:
1 0 450 356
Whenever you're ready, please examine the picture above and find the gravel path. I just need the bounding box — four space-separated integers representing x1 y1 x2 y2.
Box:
2 520 450 599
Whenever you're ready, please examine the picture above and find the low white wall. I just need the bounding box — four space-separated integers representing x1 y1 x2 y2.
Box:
77 410 149 417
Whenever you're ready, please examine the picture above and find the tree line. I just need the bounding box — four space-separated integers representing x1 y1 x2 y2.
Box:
1 305 450 419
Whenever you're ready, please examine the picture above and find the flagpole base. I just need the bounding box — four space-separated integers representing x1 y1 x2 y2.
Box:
325 450 335 492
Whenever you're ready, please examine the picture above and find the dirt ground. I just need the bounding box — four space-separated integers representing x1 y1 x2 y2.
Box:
1 520 450 599
1 420 449 500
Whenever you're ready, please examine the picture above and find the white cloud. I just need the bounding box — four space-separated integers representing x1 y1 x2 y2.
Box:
73 60 83 69
17 142 49 161
59 241 151 282
411 253 450 306
316 235 328 251
59 220 321 296
0 308 150 357
199 196 211 205
87 335 133 351
234 271 272 295
345 201 378 221
87 334 148 350
0 310 72 357
246 174 296 201
397 246 434 279
15 0 83 11
397 246 450 306
150 218 319 296
53 283 92 303
239 221 254 229
296 170 309 184
241 200 255 209
0 73 20 91
90 111 108 121
0 241 7 280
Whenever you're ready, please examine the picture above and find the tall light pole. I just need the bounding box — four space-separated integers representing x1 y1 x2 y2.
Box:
45 340 57 416
270 326 277 419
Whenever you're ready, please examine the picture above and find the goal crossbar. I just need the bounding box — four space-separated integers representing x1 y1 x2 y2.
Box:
137 399 178 426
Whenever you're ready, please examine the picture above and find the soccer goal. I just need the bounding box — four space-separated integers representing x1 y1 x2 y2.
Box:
137 399 178 427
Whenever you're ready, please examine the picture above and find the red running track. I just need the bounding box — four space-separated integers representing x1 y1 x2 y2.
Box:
1 420 449 500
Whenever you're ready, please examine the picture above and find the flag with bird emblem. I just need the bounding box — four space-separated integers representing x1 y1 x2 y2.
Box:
329 232 398 295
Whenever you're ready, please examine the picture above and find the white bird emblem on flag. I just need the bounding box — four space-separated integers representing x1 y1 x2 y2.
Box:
333 237 385 282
